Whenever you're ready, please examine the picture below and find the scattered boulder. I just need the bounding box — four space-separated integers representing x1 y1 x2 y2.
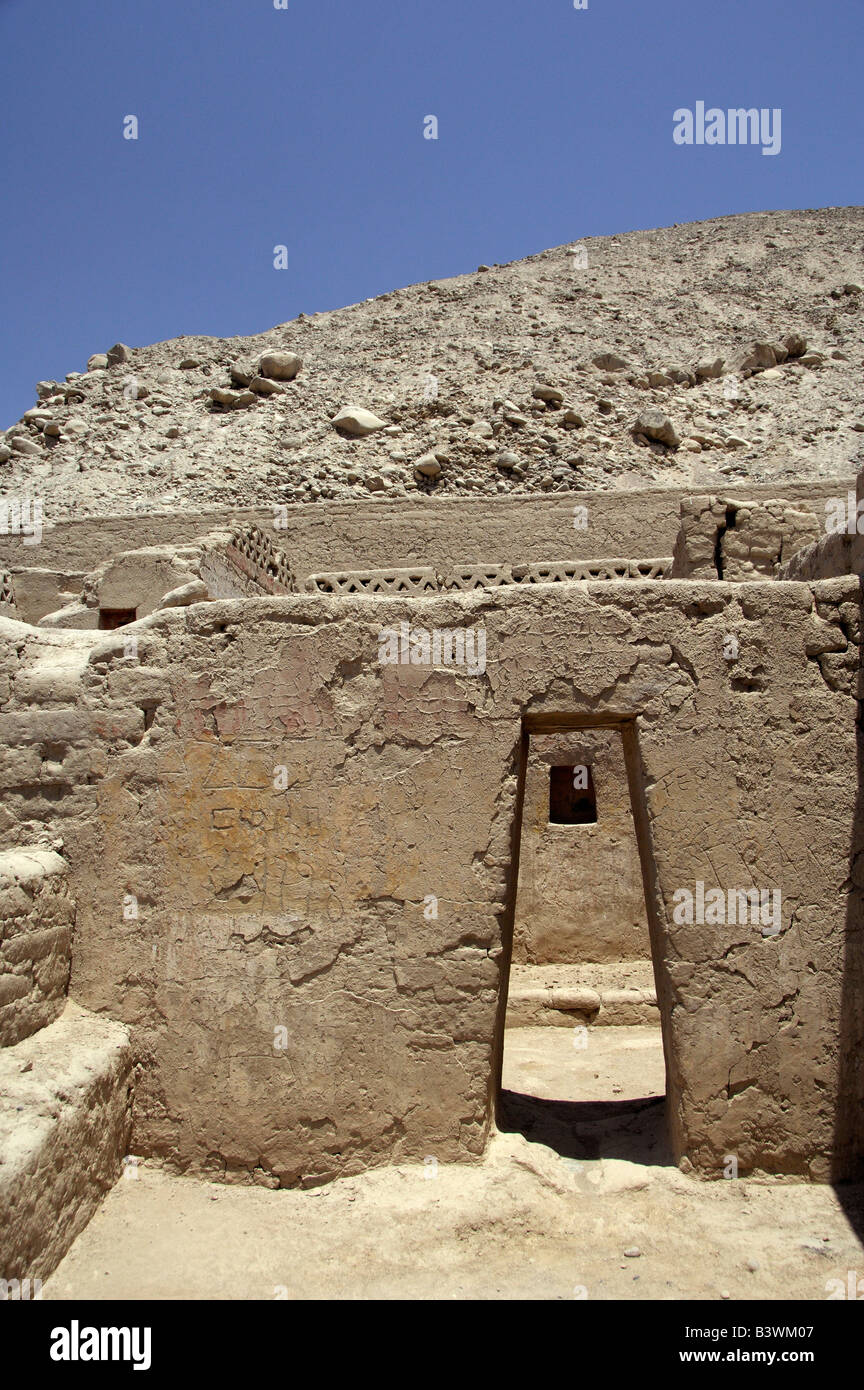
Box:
249 377 286 396
87 354 108 372
10 436 40 455
0 445 11 464
647 371 673 388
633 410 680 448
784 333 807 358
258 351 302 382
532 383 564 404
694 357 724 381
562 409 585 427
738 342 777 375
665 365 693 385
414 453 442 478
106 343 131 367
496 451 520 470
592 352 627 371
210 388 256 410
331 406 388 436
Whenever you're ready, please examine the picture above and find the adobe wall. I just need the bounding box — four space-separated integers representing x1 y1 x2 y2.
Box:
670 495 824 579
0 849 72 1046
0 481 848 579
512 730 649 966
7 570 84 625
0 572 861 1185
781 469 864 582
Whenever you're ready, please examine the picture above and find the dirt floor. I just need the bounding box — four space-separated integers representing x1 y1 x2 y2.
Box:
504 1022 667 1102
44 1026 864 1301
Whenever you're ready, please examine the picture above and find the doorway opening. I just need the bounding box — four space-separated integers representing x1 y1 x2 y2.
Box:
98 607 137 630
496 716 671 1166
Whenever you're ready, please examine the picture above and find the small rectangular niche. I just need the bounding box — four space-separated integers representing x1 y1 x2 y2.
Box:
549 764 597 825
98 608 137 630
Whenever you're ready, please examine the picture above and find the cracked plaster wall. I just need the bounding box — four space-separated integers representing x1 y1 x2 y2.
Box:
0 572 861 1185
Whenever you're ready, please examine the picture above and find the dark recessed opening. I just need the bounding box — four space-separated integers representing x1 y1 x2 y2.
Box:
98 608 137 630
549 764 597 824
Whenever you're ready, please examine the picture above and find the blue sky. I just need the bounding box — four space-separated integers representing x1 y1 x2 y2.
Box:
0 0 861 427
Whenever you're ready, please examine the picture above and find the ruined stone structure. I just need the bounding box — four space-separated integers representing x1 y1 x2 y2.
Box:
2 468 863 1287
1 206 863 1292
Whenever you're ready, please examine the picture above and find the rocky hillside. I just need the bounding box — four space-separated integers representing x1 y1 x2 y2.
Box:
2 207 862 520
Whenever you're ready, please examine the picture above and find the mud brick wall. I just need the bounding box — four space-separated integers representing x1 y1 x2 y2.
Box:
782 531 855 582
2 575 853 1188
781 466 864 582
0 482 847 581
0 849 73 1046
9 569 86 625
671 494 823 579
0 1003 134 1282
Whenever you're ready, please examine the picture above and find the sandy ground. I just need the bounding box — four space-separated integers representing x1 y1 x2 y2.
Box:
44 1027 864 1301
503 1023 666 1102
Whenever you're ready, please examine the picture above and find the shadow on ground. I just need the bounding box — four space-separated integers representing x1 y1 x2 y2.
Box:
498 1088 673 1166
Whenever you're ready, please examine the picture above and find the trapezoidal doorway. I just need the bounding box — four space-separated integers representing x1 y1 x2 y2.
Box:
495 715 673 1168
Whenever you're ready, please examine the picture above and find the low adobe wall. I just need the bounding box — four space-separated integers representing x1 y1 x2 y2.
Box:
0 481 848 578
0 572 858 1187
0 1003 134 1284
781 469 864 582
0 849 72 1047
